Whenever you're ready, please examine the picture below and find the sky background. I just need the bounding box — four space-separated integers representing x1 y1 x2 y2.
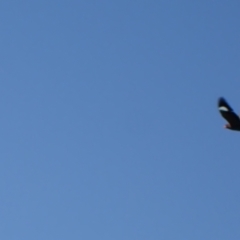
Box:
0 1 240 239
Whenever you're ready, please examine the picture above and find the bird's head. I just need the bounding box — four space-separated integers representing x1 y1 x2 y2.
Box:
224 124 231 129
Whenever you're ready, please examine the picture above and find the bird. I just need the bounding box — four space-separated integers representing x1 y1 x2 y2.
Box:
218 97 240 131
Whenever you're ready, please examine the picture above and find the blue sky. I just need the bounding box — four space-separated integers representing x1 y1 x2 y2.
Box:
0 1 240 239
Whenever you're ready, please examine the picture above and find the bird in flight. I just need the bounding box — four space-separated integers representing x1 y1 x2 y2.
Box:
218 97 240 131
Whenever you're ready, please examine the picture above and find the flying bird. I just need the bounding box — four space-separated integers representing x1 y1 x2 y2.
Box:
218 97 240 131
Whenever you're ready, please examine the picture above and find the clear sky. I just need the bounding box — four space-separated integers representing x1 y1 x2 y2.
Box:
0 1 240 239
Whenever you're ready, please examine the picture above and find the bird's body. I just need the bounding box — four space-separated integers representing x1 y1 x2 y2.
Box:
218 97 240 131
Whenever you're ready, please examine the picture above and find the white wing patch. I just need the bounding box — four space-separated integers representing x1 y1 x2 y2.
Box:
219 106 229 111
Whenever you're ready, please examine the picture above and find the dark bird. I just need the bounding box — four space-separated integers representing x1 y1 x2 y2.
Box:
218 97 240 131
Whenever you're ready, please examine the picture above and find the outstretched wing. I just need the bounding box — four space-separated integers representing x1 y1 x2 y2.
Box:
218 97 240 127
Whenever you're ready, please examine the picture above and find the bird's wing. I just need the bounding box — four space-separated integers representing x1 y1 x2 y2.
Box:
218 97 240 127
